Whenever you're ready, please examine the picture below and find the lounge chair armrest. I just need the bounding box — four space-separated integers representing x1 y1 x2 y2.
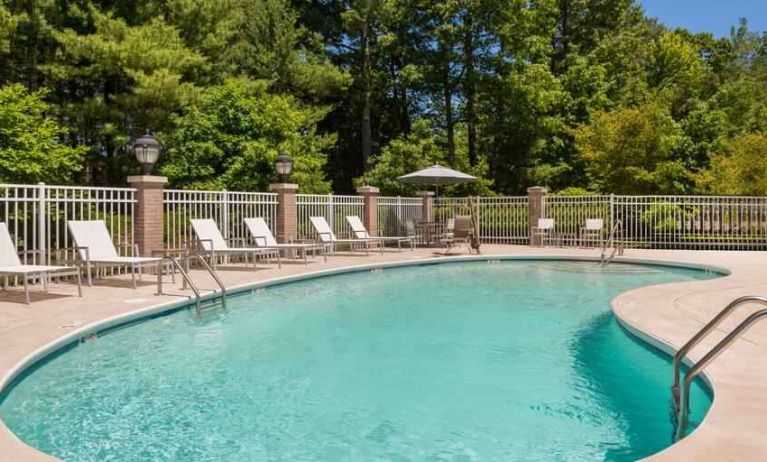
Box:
196 238 215 252
226 237 251 246
336 231 352 239
51 246 91 266
116 243 140 257
250 235 269 247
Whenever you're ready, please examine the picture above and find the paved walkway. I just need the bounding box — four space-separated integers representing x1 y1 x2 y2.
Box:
0 245 765 461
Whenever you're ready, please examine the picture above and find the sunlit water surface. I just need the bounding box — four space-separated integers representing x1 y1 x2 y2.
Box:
0 261 715 461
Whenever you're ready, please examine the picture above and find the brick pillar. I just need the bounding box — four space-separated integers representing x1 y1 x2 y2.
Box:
127 175 167 256
417 191 434 222
527 186 547 246
357 185 379 236
269 183 298 243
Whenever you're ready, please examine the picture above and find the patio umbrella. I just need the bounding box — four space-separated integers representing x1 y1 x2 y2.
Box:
397 164 476 195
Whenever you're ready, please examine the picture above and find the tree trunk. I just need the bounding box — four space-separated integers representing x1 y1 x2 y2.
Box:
442 41 455 163
464 10 477 167
552 0 570 75
360 21 373 173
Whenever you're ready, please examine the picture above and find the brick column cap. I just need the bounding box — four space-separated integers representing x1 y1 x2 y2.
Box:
127 175 168 185
269 183 299 192
526 186 547 195
356 185 380 195
416 190 435 197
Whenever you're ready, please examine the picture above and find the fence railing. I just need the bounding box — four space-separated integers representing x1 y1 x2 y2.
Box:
613 195 767 250
0 183 135 266
296 194 364 239
164 190 277 249
377 197 422 236
478 197 529 244
3 182 767 257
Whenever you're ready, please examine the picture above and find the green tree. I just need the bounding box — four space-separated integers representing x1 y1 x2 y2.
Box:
160 79 333 192
0 84 85 183
573 101 690 194
697 133 767 195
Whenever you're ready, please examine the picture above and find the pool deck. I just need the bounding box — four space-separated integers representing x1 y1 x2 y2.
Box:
0 245 765 461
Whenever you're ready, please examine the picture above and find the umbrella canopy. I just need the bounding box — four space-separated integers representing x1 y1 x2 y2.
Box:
397 165 477 186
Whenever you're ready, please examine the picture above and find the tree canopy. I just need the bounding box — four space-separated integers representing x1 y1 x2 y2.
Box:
0 1 765 195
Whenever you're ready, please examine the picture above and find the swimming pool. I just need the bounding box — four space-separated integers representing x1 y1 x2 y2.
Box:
0 260 716 461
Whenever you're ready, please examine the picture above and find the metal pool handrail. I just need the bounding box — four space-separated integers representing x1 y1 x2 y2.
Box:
671 295 767 416
674 306 767 440
600 219 623 265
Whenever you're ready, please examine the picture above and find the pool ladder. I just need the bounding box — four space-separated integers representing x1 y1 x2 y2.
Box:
156 253 227 316
671 295 767 441
599 220 623 266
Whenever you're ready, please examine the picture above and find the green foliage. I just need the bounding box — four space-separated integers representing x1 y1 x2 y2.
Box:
357 119 492 196
160 79 333 193
0 84 85 183
0 0 765 196
573 101 690 194
697 133 767 195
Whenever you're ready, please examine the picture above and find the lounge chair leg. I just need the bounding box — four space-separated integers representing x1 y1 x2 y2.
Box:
86 263 93 287
23 276 29 304
131 265 137 289
76 271 83 297
43 274 48 293
276 251 282 269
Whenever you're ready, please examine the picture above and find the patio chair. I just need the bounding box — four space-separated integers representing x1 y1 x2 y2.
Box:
0 223 83 304
309 216 379 255
244 217 328 263
345 215 415 252
580 219 604 247
67 220 163 288
531 218 555 246
440 215 476 254
190 219 280 270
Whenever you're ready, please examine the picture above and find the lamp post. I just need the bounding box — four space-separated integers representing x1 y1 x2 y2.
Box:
275 150 293 183
133 131 162 175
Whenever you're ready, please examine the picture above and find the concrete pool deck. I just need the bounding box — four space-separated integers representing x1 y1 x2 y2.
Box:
0 245 765 461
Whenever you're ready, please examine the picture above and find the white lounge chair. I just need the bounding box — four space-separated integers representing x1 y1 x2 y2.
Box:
309 216 379 255
191 218 280 270
531 218 555 246
244 217 327 263
345 215 414 251
580 219 604 247
0 223 82 304
67 220 161 288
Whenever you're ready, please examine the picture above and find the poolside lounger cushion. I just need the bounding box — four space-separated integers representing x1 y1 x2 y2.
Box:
345 215 414 251
67 220 163 288
244 217 327 262
0 222 82 303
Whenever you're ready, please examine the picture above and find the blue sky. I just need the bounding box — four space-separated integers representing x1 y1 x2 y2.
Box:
641 0 767 37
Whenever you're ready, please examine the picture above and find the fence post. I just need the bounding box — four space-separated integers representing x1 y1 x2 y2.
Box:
37 182 46 265
268 183 298 243
127 175 167 256
397 196 402 234
527 186 547 246
328 193 335 232
357 185 379 236
417 191 434 223
222 189 230 240
610 194 615 232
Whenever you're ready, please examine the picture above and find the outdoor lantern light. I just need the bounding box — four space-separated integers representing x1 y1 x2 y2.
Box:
133 131 162 175
275 150 293 183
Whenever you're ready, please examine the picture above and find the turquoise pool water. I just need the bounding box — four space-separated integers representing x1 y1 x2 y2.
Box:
0 261 716 461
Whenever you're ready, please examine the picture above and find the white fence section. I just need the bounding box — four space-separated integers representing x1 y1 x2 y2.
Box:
612 195 767 250
543 195 611 243
0 183 135 266
478 197 529 244
164 190 277 249
296 194 364 239
377 197 422 236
